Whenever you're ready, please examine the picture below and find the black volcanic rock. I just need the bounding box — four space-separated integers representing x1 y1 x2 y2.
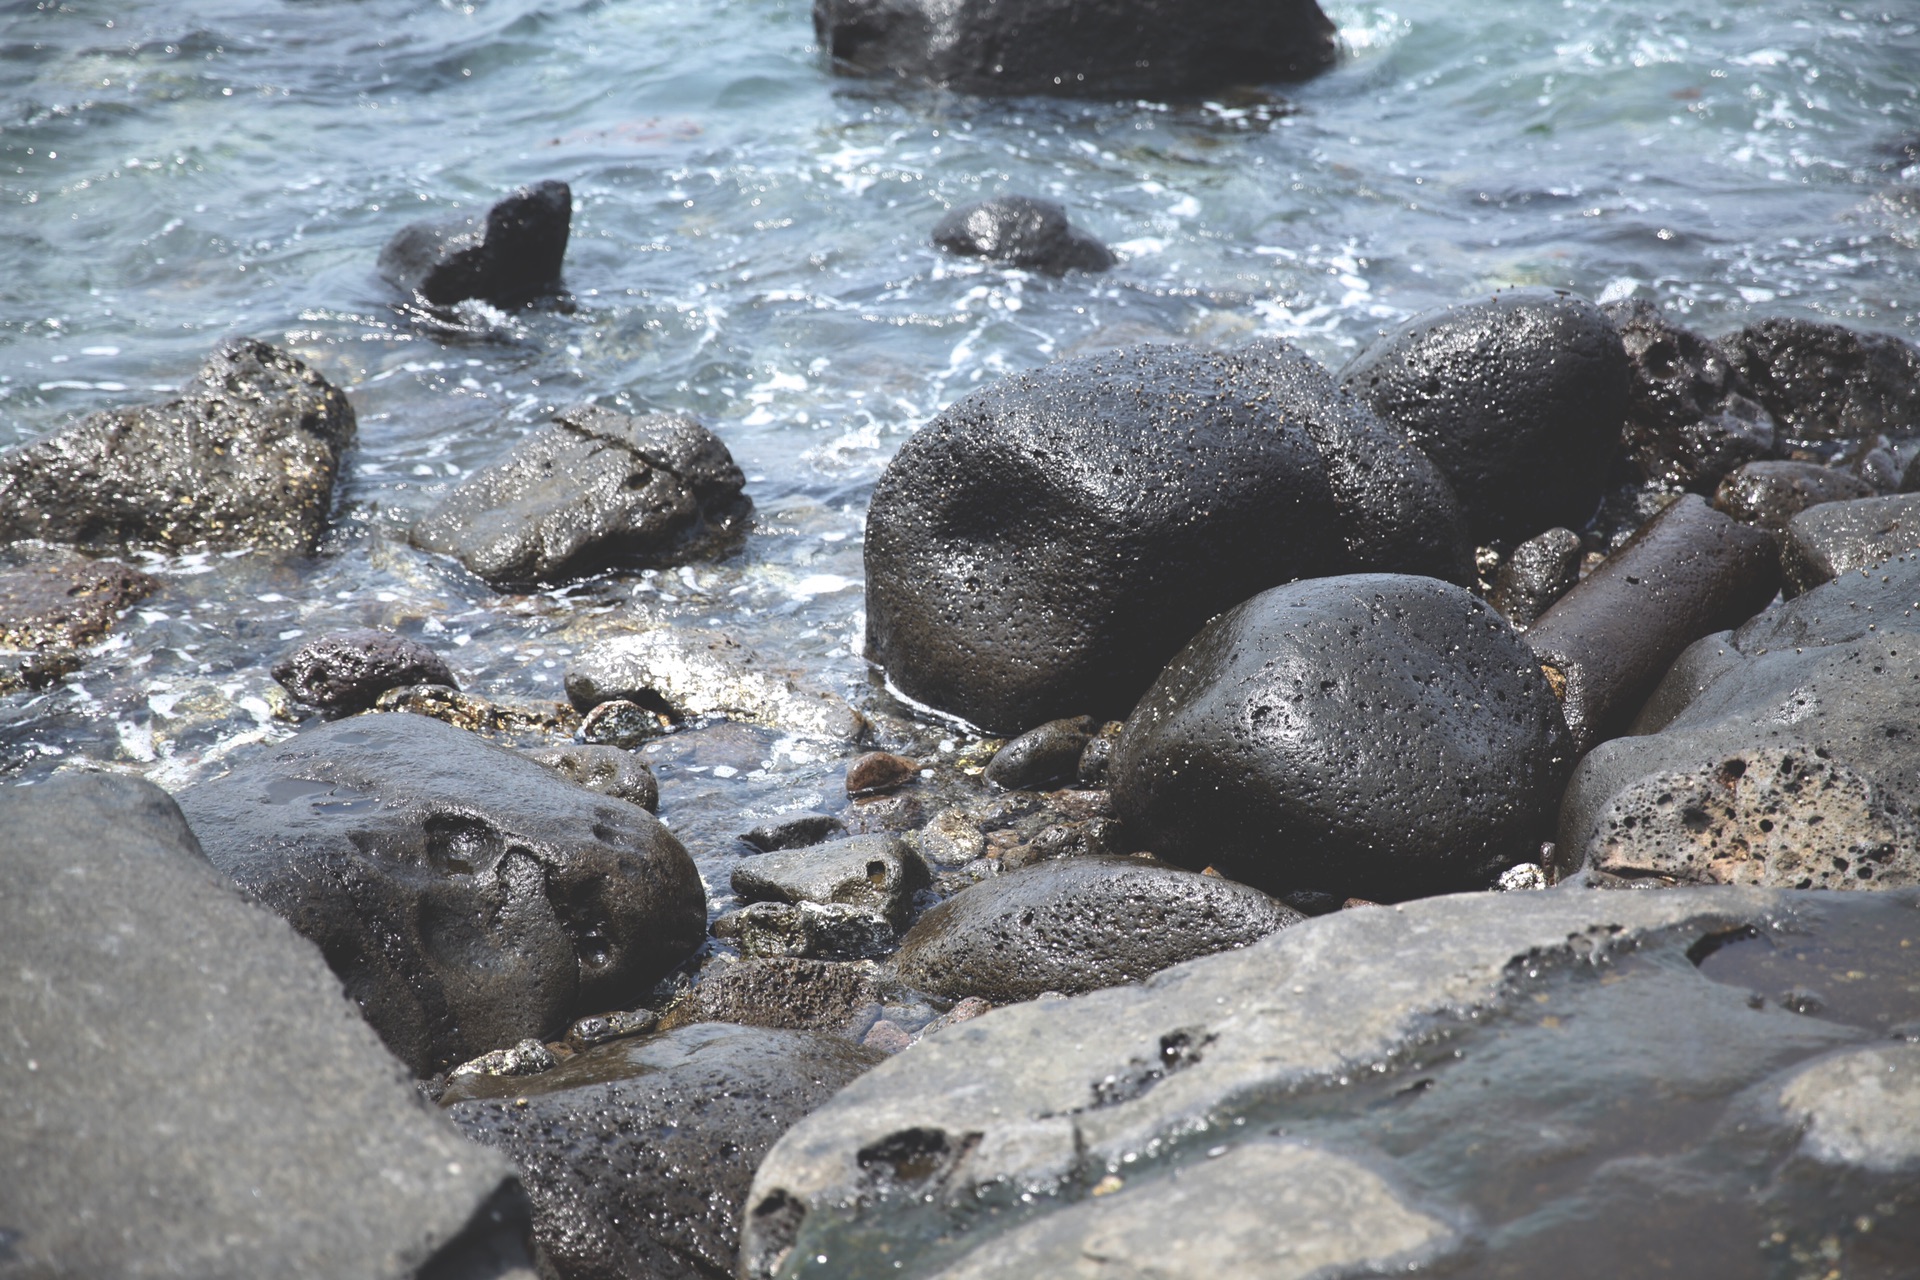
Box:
378 180 572 308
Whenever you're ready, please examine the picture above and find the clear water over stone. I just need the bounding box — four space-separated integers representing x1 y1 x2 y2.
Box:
2 0 1917 899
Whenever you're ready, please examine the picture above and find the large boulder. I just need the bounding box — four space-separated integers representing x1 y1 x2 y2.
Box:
1339 288 1630 543
378 180 572 309
1603 298 1775 492
442 1023 881 1280
931 196 1113 274
0 337 355 554
813 0 1337 99
411 405 747 588
742 887 1920 1279
175 712 707 1075
1718 316 1920 447
1555 552 1920 890
865 341 1469 734
0 771 537 1279
1110 574 1571 901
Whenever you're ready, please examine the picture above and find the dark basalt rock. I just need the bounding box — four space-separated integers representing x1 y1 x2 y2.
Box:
740 811 846 852
731 833 931 929
1556 553 1920 889
865 341 1469 734
442 1022 882 1280
1339 288 1630 543
1718 317 1920 447
378 180 572 309
659 957 880 1032
711 900 897 961
984 715 1097 790
271 627 457 712
1491 526 1582 629
175 713 707 1075
1781 493 1920 596
813 0 1337 99
1603 298 1776 492
1110 574 1571 901
0 547 156 685
526 743 659 813
0 771 536 1279
411 405 747 588
0 338 355 554
1713 459 1876 531
895 856 1300 1002
932 197 1114 274
1526 494 1780 755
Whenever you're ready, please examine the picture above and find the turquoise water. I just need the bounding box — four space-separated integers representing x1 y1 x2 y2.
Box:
1 0 1917 857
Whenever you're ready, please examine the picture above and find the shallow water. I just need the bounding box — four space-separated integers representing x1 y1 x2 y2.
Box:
2 0 1918 888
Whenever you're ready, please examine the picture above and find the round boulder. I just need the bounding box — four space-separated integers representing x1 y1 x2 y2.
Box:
865 341 1469 735
1110 574 1573 900
1339 288 1630 543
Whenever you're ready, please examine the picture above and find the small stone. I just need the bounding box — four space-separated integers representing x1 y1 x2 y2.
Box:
1713 460 1876 531
740 811 847 852
270 627 456 713
579 697 667 747
1494 863 1548 891
910 809 987 866
1491 528 1582 629
984 716 1097 790
1781 493 1920 597
916 996 992 1041
731 834 931 929
447 1038 559 1082
1076 723 1125 786
712 900 896 961
862 1019 914 1055
527 744 659 813
932 196 1114 275
377 179 571 309
846 750 918 797
565 1007 659 1051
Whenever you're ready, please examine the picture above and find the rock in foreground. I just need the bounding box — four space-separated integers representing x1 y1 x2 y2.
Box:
176 712 707 1074
0 338 355 554
813 0 1337 99
744 887 1920 1279
0 771 536 1279
379 180 572 309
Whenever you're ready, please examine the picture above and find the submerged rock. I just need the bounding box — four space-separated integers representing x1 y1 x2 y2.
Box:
0 547 157 649
743 887 1920 1280
865 341 1468 734
813 0 1337 99
895 856 1300 1002
378 180 572 308
0 338 355 554
731 833 931 929
0 771 536 1279
444 1023 881 1280
1604 298 1776 492
271 627 457 712
932 196 1114 274
175 712 707 1075
411 405 747 588
1111 574 1571 901
374 683 580 736
1781 493 1920 596
1340 288 1629 543
740 810 846 852
1718 316 1920 447
1713 459 1876 531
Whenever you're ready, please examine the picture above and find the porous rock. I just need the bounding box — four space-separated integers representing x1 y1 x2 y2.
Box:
566 628 866 740
411 405 747 587
1781 493 1920 596
865 341 1469 734
895 855 1301 1002
444 1023 881 1280
271 627 457 712
932 197 1114 274
732 833 931 928
175 712 707 1075
375 683 580 736
378 180 572 309
1718 316 1920 446
1110 574 1571 901
0 547 158 650
0 771 535 1279
1713 459 1876 530
1603 298 1775 492
1491 526 1582 629
814 0 1337 99
1555 552 1920 889
743 887 1920 1280
659 958 880 1032
526 742 659 812
712 900 897 961
1339 288 1629 543
1526 494 1779 754
0 337 355 553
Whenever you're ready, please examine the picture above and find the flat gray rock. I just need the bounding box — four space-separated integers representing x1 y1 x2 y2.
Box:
743 887 1920 1279
731 834 930 928
0 771 534 1280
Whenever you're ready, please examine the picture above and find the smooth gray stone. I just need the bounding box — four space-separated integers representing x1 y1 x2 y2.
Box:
1781 493 1920 596
742 887 1920 1280
0 771 535 1280
0 337 354 554
411 405 746 588
1776 1043 1920 1173
731 834 930 929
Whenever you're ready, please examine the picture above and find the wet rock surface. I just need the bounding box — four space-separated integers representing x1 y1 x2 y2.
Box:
0 337 354 554
1605 297 1776 492
741 811 846 852
931 196 1114 274
566 628 866 741
1557 553 1920 890
895 855 1301 1002
0 547 158 650
983 716 1095 790
175 711 707 1074
713 899 897 961
732 833 930 928
1712 459 1877 530
744 887 1920 1280
378 179 572 308
1780 492 1920 596
1339 288 1629 543
1491 526 1582 628
844 749 917 796
865 341 1468 734
812 0 1337 99
0 771 536 1280
659 957 880 1031
442 1022 881 1280
1111 574 1571 900
525 742 659 812
1718 316 1920 446
1525 493 1780 754
272 626 458 712
411 405 747 588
